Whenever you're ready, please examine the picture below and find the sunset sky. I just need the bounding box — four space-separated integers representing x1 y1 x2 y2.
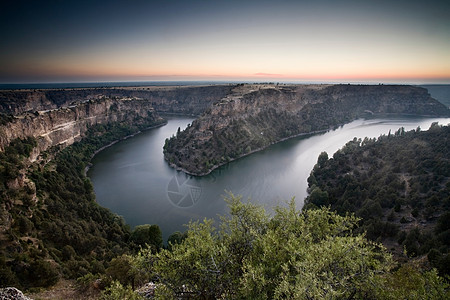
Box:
1 0 449 84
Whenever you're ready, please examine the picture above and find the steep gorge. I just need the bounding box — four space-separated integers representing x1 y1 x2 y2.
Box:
164 84 450 175
0 85 234 154
0 85 234 115
1 83 449 290
0 98 164 154
0 85 235 289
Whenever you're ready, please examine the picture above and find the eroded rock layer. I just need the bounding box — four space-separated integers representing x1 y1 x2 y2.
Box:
0 97 163 154
0 85 234 153
163 84 450 175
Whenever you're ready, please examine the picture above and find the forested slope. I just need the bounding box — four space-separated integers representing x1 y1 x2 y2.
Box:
305 123 450 275
0 120 165 289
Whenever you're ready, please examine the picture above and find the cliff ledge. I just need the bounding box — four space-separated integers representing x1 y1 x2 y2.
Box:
163 84 450 175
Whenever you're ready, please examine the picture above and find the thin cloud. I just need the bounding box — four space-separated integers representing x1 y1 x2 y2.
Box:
254 73 283 77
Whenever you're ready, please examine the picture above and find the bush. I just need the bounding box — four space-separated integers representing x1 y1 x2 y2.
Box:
27 260 59 288
130 224 162 252
100 280 142 300
132 195 394 299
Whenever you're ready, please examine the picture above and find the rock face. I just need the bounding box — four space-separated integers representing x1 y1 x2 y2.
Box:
0 85 234 116
0 287 32 300
0 97 164 153
164 84 450 175
0 85 233 154
1 84 448 175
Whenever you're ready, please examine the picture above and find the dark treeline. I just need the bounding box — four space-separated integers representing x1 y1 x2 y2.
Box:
305 123 450 276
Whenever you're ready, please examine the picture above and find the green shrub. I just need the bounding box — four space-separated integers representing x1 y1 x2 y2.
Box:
100 281 142 300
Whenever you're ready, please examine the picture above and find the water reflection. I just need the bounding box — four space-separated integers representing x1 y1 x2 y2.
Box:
88 116 450 240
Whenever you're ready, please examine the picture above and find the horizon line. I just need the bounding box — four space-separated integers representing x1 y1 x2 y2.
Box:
1 79 450 86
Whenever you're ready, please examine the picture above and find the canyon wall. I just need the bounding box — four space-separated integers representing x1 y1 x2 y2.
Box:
164 84 450 175
0 85 234 116
0 85 234 154
1 83 449 174
0 98 164 154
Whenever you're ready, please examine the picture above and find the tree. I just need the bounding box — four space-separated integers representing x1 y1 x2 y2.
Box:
167 231 187 250
317 151 329 168
306 185 329 206
374 264 449 299
100 280 143 300
130 224 162 252
133 194 396 299
106 255 135 287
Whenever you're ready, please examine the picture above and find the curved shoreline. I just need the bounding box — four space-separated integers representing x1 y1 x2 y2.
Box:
165 113 450 177
165 127 332 177
84 120 168 176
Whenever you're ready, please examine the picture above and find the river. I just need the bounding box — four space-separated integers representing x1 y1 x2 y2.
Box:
87 115 450 240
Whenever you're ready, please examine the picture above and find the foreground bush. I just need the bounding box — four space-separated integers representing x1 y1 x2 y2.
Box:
129 194 448 299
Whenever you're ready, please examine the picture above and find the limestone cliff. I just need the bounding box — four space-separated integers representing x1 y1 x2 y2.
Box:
0 85 233 153
0 85 234 116
164 84 450 175
0 97 164 154
0 85 238 289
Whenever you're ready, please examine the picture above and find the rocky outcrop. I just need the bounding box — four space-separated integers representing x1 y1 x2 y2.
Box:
0 97 164 153
0 85 234 116
0 287 32 300
164 84 450 175
1 84 448 175
0 85 235 154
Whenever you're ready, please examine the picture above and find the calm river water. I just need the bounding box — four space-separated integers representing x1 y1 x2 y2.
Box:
88 116 450 239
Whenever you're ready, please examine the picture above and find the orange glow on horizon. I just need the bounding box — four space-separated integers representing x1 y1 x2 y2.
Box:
2 1 449 84
5 55 450 84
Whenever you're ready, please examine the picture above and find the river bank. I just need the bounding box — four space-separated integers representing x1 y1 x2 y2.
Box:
88 116 450 238
84 120 168 176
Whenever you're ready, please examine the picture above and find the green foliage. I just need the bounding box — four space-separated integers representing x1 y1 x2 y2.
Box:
15 259 60 288
132 194 395 299
307 185 329 206
0 137 37 196
374 264 449 299
100 280 143 300
130 224 162 252
166 231 187 250
305 124 450 275
0 119 169 288
105 254 146 289
0 255 18 286
317 151 328 168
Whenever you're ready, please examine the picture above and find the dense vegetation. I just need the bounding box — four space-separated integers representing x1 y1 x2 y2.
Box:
0 120 165 290
305 123 450 276
2 84 449 297
1 121 449 298
97 194 448 299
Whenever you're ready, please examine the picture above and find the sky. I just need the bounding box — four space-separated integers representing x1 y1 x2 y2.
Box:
1 0 449 84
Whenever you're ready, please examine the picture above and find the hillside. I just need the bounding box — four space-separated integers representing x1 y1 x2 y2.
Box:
305 123 450 276
0 95 166 289
164 84 450 175
0 85 233 290
420 85 450 108
1 84 449 296
0 97 165 152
